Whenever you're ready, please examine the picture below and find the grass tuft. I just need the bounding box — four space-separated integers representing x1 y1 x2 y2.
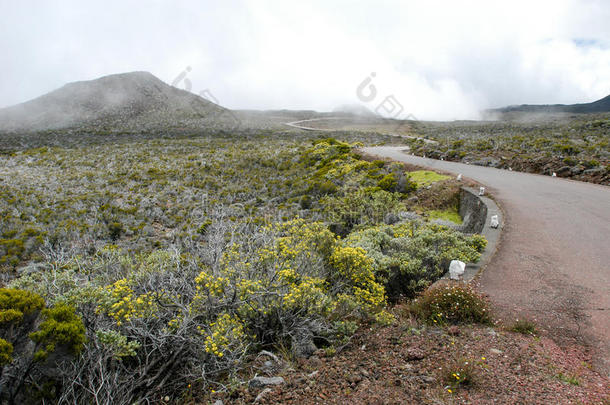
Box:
408 170 451 188
429 208 463 224
508 319 537 335
440 357 478 392
556 372 580 386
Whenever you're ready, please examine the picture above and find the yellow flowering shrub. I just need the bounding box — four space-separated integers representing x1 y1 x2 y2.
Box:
184 218 392 357
329 246 386 312
282 276 334 316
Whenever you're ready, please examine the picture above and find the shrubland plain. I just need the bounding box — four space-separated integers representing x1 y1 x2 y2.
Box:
0 131 486 402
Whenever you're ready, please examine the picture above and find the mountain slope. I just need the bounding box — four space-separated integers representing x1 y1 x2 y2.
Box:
491 94 610 114
0 71 232 131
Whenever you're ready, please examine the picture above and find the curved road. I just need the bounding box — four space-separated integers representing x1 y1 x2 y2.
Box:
285 117 342 131
363 146 610 374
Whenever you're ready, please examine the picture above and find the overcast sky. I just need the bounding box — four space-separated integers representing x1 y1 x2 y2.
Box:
1 0 609 119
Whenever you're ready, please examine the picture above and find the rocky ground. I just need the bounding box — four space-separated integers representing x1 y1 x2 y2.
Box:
415 151 609 186
203 303 609 405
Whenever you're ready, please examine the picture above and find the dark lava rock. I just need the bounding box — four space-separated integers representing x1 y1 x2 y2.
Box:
471 157 501 168
584 168 604 175
406 348 425 361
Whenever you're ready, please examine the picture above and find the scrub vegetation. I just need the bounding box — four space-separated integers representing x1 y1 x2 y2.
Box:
406 114 610 185
0 130 486 403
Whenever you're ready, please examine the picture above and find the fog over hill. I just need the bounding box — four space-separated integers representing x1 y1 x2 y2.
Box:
0 71 233 132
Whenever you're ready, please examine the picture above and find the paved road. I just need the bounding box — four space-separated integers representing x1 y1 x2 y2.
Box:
285 118 438 144
363 146 610 374
285 117 341 131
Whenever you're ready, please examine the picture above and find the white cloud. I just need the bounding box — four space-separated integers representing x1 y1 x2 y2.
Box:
0 0 608 119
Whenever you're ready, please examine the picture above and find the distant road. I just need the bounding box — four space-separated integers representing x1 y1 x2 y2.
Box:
285 117 438 144
363 146 610 374
285 117 342 131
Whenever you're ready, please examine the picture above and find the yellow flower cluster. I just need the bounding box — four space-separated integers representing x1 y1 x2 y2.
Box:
167 317 182 331
102 279 156 326
236 278 263 301
201 313 246 358
282 276 330 314
389 222 415 238
330 246 387 311
195 271 228 297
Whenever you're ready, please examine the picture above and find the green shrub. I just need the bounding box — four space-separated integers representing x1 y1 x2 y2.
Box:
95 329 141 360
314 180 338 195
409 284 491 325
197 219 213 235
563 157 578 166
469 234 488 253
300 195 312 209
345 223 485 300
452 139 465 148
29 304 86 361
107 222 124 240
0 238 26 266
474 139 492 151
378 173 398 191
0 288 45 324
584 159 599 169
553 142 580 155
0 338 13 365
322 189 404 235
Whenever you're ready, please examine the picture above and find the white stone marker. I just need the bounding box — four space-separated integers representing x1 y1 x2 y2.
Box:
490 214 499 228
479 186 485 196
457 173 462 181
449 260 466 280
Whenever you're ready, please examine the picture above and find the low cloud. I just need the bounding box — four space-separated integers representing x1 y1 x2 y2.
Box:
1 0 608 120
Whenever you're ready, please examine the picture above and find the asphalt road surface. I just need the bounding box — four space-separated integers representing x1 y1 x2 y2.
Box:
363 146 610 374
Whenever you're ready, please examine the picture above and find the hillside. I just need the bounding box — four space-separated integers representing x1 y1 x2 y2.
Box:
489 94 610 115
0 71 231 132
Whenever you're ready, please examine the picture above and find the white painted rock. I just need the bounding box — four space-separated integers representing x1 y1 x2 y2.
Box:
552 172 557 177
456 173 462 181
490 214 499 228
449 260 466 280
478 187 485 196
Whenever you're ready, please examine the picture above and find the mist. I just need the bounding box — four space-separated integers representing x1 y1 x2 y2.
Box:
1 0 609 120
